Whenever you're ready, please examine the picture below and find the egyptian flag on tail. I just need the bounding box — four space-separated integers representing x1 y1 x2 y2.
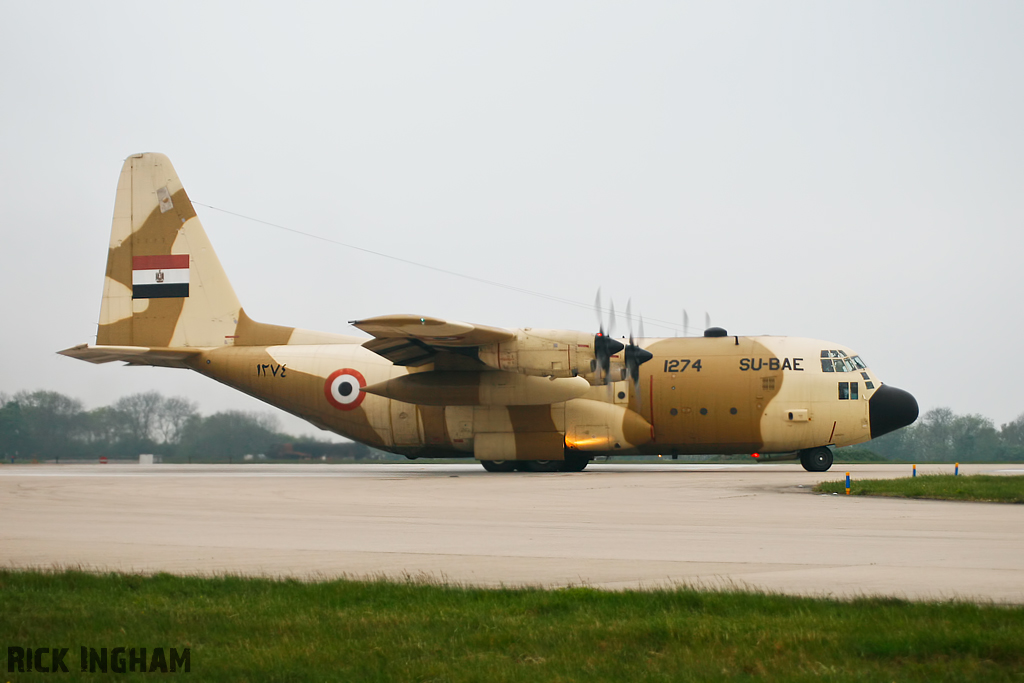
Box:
132 255 190 299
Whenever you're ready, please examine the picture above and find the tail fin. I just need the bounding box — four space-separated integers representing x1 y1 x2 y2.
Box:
96 153 256 348
62 153 357 365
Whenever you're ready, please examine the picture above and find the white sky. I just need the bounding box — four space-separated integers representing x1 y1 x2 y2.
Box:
1 2 1022 437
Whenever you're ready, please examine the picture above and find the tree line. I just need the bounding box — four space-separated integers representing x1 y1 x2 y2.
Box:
2 390 1023 463
0 391 395 463
855 407 1024 462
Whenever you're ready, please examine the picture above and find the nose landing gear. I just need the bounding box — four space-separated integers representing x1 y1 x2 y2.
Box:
799 446 834 472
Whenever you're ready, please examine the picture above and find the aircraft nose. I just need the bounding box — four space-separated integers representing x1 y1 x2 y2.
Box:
869 384 919 439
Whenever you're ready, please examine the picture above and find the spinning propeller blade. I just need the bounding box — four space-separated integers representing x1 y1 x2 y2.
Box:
624 299 654 404
593 289 623 385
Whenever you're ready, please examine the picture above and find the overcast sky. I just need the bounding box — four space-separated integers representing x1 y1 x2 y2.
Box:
1 2 1022 437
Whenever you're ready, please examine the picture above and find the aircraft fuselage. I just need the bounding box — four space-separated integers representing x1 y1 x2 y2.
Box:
187 331 911 460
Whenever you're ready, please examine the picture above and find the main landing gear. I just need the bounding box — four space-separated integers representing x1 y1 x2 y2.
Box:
479 460 518 472
799 446 834 472
479 451 591 473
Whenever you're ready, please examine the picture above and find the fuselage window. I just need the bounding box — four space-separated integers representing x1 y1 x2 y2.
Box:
865 381 874 390
838 381 860 400
821 358 835 372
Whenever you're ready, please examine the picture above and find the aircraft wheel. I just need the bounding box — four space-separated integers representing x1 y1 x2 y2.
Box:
800 447 833 472
523 460 564 473
480 460 518 473
562 452 590 472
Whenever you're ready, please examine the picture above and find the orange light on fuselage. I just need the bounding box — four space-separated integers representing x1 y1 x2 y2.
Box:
751 452 760 459
564 437 612 449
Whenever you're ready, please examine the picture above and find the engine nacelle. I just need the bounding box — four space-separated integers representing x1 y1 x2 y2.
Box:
478 329 598 379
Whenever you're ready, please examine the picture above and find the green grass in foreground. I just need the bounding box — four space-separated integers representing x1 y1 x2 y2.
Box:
815 474 1024 503
2 571 1024 682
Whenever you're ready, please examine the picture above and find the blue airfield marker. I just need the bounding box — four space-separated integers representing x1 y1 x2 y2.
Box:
913 464 917 478
845 472 851 495
955 462 959 476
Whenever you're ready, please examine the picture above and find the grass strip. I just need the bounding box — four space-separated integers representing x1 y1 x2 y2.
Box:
815 474 1024 503
2 570 1024 682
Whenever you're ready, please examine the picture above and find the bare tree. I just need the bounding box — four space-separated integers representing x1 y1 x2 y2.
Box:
113 391 164 443
156 396 199 444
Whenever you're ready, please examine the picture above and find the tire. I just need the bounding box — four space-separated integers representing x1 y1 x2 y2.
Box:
480 460 518 472
562 452 590 472
523 460 564 473
800 447 833 472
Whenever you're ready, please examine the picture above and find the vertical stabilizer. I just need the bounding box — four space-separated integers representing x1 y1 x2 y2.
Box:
97 153 242 348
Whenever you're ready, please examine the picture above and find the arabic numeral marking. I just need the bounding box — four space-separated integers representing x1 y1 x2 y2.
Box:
256 363 287 378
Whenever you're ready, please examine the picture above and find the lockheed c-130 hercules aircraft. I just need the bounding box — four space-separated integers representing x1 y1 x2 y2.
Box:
61 153 919 473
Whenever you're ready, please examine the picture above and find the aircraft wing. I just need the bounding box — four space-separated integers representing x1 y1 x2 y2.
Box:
350 315 515 367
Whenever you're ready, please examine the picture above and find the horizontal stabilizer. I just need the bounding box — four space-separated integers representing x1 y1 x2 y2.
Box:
58 344 200 369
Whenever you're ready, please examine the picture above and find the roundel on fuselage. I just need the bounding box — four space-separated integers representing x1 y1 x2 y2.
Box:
324 368 367 410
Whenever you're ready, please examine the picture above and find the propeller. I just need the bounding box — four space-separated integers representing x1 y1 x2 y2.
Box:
593 289 624 385
624 299 654 400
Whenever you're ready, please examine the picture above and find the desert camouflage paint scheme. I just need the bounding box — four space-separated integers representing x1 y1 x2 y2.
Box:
60 154 919 472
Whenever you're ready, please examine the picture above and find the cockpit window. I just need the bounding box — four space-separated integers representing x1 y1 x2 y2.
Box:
820 351 868 372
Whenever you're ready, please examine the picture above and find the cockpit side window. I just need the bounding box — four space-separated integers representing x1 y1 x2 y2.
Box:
838 381 859 400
